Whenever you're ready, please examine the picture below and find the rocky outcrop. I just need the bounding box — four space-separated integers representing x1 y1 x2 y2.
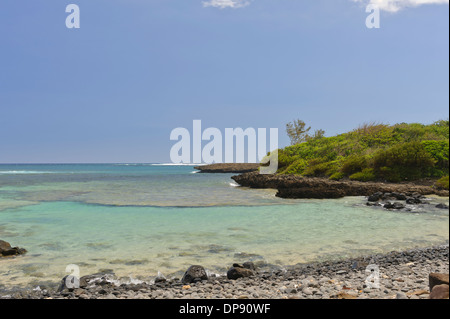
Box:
231 172 450 199
181 265 208 284
194 163 259 174
0 240 27 257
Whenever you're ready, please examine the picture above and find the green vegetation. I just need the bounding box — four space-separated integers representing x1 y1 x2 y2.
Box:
276 120 449 183
436 176 449 190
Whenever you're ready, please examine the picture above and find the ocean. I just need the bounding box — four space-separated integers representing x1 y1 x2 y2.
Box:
0 164 448 289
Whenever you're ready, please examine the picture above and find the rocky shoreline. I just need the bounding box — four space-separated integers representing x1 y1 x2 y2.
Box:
1 245 448 299
231 172 450 199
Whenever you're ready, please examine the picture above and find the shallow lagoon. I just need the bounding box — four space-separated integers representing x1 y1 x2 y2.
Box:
0 164 448 288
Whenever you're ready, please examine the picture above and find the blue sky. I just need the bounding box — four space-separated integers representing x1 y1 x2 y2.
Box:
0 0 448 163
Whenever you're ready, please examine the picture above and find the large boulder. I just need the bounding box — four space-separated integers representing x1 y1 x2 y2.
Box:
227 264 255 280
0 240 11 252
429 284 449 299
391 192 407 200
366 202 382 207
0 240 27 257
406 197 422 204
429 273 449 291
435 203 449 210
368 192 383 202
181 265 208 284
384 202 405 210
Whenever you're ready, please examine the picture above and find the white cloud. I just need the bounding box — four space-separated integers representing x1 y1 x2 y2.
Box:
202 0 251 9
202 0 448 11
353 0 449 12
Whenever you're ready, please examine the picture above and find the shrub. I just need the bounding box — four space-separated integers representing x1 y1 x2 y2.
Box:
302 160 338 177
372 141 437 181
329 172 345 180
282 158 308 175
354 123 400 148
277 150 296 171
377 166 402 183
436 176 449 190
341 155 368 175
349 168 376 182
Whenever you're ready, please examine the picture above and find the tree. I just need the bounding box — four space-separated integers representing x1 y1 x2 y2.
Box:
286 119 311 145
311 129 325 140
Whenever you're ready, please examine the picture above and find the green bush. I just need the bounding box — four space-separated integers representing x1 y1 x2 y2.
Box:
436 176 449 190
341 155 368 175
277 150 297 171
281 158 308 175
372 141 436 181
303 159 338 177
377 166 402 183
349 168 376 182
329 172 345 180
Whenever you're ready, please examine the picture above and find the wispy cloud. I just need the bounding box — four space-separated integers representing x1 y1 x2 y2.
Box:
353 0 449 12
202 0 251 9
202 0 448 11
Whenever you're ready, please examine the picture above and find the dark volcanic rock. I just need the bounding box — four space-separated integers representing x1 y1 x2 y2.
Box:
392 192 407 200
411 192 426 199
406 197 422 204
231 172 449 199
393 202 406 210
366 202 382 207
436 203 449 210
181 265 208 284
383 202 394 209
0 240 10 252
0 240 27 257
227 266 254 280
368 192 383 202
383 202 405 210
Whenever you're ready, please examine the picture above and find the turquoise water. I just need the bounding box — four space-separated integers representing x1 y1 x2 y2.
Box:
0 164 448 289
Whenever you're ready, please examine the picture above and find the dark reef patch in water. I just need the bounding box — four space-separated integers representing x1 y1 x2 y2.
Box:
85 242 113 250
109 259 149 266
